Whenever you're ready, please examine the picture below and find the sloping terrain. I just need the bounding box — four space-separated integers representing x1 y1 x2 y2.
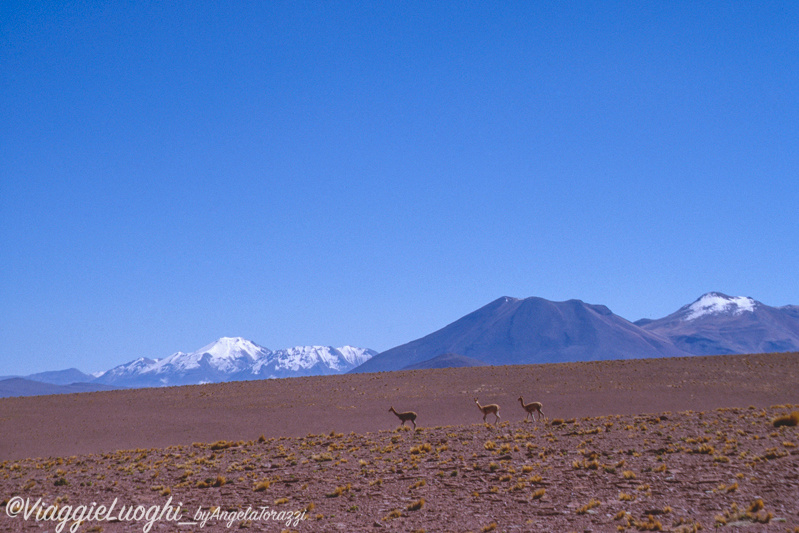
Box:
354 297 688 373
401 353 487 370
1 352 798 531
639 292 799 356
1 352 797 462
0 377 121 398
1 398 797 531
24 368 94 385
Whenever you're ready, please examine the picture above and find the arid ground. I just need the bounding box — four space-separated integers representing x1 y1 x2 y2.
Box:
1 352 798 531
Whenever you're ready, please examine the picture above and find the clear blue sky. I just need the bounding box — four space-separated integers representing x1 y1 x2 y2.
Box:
2 1 797 376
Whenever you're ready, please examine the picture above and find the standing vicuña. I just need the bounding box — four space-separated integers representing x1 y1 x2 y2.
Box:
518 396 545 421
474 398 501 425
388 406 417 429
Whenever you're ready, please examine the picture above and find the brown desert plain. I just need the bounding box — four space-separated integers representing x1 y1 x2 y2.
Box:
1 352 798 532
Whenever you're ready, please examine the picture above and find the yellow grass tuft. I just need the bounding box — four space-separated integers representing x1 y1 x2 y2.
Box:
633 514 663 531
210 440 237 450
576 498 601 515
383 509 402 521
410 443 432 454
253 480 271 492
326 483 352 498
406 498 425 511
409 478 426 490
748 499 764 513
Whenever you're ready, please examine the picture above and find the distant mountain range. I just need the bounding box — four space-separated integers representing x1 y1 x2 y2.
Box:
1 338 376 397
5 292 799 397
351 292 799 373
92 337 376 388
0 377 120 398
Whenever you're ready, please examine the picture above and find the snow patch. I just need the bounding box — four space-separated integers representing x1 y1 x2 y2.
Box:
685 293 756 321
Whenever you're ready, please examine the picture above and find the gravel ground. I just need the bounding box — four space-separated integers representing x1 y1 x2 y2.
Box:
1 352 798 532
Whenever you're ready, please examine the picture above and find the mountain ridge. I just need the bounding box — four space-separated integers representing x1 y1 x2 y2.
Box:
638 293 799 356
92 337 377 388
0 377 122 398
351 295 687 373
351 292 799 373
4 338 377 397
9 292 799 396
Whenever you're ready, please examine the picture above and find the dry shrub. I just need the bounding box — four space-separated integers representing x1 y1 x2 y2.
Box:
633 514 663 531
622 470 637 479
195 476 224 489
210 440 237 450
406 498 425 511
576 499 601 514
716 500 772 525
409 478 426 490
748 499 764 513
383 509 402 521
410 443 432 454
772 412 799 427
253 480 270 492
326 483 351 498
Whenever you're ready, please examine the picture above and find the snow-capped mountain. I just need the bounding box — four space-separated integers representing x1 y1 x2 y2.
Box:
252 345 375 378
150 337 270 375
636 293 799 356
8 292 799 397
93 337 376 388
681 292 757 321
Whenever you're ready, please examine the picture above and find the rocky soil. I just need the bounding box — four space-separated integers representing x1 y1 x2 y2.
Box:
2 407 799 532
1 353 798 532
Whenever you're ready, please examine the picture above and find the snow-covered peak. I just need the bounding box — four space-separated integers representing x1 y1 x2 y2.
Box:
251 345 377 374
148 337 271 374
336 345 377 367
197 337 270 360
92 338 375 387
684 293 757 321
94 357 158 378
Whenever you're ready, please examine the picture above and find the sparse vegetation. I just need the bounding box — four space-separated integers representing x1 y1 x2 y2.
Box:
3 360 798 532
